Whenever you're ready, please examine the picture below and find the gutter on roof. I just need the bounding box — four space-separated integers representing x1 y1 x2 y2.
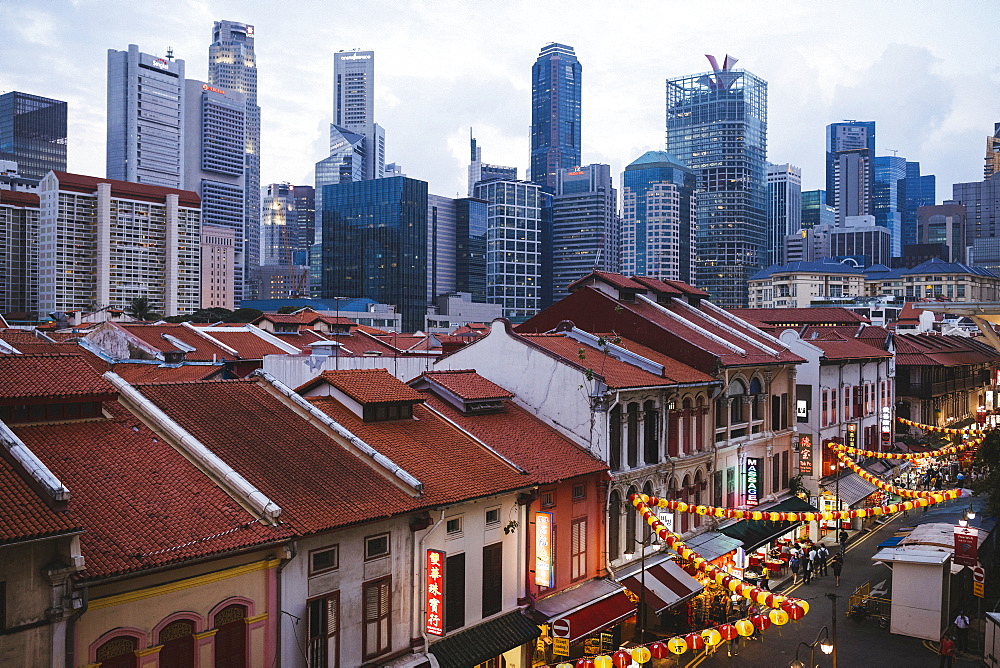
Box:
564 328 664 376
181 321 240 357
0 420 71 502
253 370 425 496
103 372 282 524
636 294 746 355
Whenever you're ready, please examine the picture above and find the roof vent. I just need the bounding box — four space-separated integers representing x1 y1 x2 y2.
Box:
163 350 187 365
307 341 342 357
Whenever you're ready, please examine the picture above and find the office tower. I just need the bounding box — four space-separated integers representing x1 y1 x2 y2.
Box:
666 54 767 307
902 161 935 249
201 224 235 309
428 195 458 303
292 185 316 256
261 183 299 267
766 163 802 266
37 172 200 316
784 225 833 264
209 20 261 285
320 177 428 330
107 45 185 188
954 172 1000 248
182 80 245 299
917 201 966 263
455 198 488 301
549 164 617 301
315 124 366 215
830 215 891 267
832 148 873 226
333 50 385 180
473 179 542 320
986 123 1000 179
825 121 875 210
873 155 905 257
468 131 517 196
801 190 836 229
620 151 696 283
0 92 67 182
0 189 39 318
530 44 581 190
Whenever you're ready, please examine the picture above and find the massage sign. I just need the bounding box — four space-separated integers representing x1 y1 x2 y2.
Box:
745 457 762 507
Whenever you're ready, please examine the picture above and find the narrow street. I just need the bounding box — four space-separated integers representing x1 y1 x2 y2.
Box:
685 500 979 667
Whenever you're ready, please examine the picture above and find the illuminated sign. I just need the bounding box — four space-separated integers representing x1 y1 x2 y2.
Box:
535 511 554 587
954 527 979 567
246 25 255 36
340 53 372 61
880 406 892 445
846 423 857 449
796 400 808 419
202 84 226 95
567 171 585 175
151 58 169 70
745 457 762 507
425 549 445 636
798 435 813 475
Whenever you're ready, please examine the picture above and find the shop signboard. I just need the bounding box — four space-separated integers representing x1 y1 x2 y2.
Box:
658 511 675 534
746 457 762 507
954 526 979 567
425 549 445 636
798 435 813 475
600 632 614 653
881 406 892 446
846 423 857 449
535 511 554 587
553 638 570 656
584 637 602 655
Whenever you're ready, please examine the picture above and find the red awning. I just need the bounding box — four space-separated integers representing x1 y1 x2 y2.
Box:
619 559 703 614
533 578 637 644
557 590 636 643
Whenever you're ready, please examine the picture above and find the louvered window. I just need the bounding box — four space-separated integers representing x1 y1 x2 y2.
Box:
308 593 339 668
363 578 391 659
571 518 587 581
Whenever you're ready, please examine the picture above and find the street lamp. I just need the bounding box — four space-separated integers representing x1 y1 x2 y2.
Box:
624 534 656 643
789 626 832 668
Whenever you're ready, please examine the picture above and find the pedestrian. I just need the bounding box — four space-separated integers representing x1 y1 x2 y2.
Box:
954 610 970 652
832 552 844 587
802 553 812 584
790 555 800 583
939 634 955 668
839 528 849 552
807 545 818 576
817 543 830 576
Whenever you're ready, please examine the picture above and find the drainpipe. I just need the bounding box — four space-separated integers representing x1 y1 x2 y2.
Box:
65 584 88 668
276 541 297 668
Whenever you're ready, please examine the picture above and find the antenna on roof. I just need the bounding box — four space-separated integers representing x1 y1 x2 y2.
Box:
166 46 174 61
886 148 899 157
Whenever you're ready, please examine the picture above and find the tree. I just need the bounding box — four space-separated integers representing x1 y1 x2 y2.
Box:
225 308 264 323
127 297 159 322
277 306 299 314
972 429 1000 518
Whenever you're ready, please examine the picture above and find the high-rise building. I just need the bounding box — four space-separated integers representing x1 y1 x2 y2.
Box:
549 164 617 301
320 177 428 330
0 189 39 319
666 55 767 307
182 79 245 299
620 152 696 284
473 179 542 320
0 92 67 183
37 172 201 316
829 215 891 267
917 201 966 263
954 172 1000 248
107 44 185 188
261 183 299 267
832 148 873 223
530 44 581 190
873 155 906 257
766 163 802 266
333 50 385 181
209 20 261 286
201 224 235 309
986 123 1000 179
292 185 316 260
902 161 935 249
315 124 366 213
455 198 488 301
801 190 835 230
468 131 517 196
825 121 875 210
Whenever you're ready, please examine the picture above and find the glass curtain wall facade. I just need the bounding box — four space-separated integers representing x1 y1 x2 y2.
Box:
766 163 802 266
261 183 298 267
620 152 697 284
826 121 875 210
0 192 39 319
0 92 67 182
666 61 767 306
455 198 488 301
800 190 835 230
473 179 541 321
320 176 428 331
873 155 906 257
530 44 581 190
903 161 936 248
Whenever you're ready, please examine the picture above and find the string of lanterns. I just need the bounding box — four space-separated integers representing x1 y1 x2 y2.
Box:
834 449 963 502
830 434 982 460
896 417 984 435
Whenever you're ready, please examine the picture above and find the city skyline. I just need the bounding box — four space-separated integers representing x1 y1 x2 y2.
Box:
1 0 996 202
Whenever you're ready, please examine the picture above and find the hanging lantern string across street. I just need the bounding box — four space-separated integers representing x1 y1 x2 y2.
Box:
835 449 965 501
896 417 985 435
832 434 983 460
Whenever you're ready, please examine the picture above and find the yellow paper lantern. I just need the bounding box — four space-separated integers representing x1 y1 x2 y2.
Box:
735 618 755 636
872 507 883 516
751 511 763 521
756 590 770 606
797 599 809 616
804 512 815 522
593 656 613 668
631 647 652 664
697 505 708 515
769 609 789 625
658 498 668 508
676 501 688 513
557 664 574 668
702 628 722 646
769 511 781 521
668 637 688 655
855 509 867 518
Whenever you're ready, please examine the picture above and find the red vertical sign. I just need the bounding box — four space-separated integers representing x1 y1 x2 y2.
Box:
954 527 979 567
426 549 445 636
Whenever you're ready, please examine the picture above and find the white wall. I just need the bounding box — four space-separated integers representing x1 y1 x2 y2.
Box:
263 354 437 388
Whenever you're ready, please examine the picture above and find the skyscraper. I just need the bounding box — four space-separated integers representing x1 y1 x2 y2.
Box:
550 164 617 301
209 20 261 293
107 45 185 188
333 50 384 181
800 190 835 230
766 163 802 266
873 155 906 257
832 148 873 223
825 121 875 210
986 123 1000 179
0 92 67 182
261 183 299 267
666 55 767 307
530 44 581 190
468 130 517 196
902 161 935 248
620 152 696 284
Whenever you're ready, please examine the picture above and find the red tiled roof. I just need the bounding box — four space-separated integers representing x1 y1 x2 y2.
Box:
297 369 425 404
894 333 1000 367
568 271 647 292
0 354 116 404
198 330 289 359
628 276 684 296
811 339 892 361
116 323 235 361
0 329 53 345
268 328 331 352
51 171 201 208
0 189 40 208
418 370 514 401
12 400 284 578
593 335 717 385
728 307 869 326
520 334 682 389
111 363 224 383
0 458 79 545
373 333 440 352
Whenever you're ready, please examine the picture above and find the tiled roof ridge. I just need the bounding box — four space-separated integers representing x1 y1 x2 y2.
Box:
132 378 253 387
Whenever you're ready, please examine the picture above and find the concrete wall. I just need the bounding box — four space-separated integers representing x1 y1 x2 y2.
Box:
0 539 65 668
889 560 950 640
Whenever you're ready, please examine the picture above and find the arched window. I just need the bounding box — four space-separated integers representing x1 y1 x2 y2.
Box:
626 403 639 468
213 604 248 668
625 485 638 549
729 380 747 424
749 378 763 420
642 481 654 539
608 490 622 561
609 406 622 471
643 401 658 464
158 619 196 668
95 636 138 668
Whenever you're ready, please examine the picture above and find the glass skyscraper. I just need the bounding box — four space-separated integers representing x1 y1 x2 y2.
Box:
903 161 935 248
873 155 906 257
825 121 875 210
666 55 767 306
800 190 835 229
530 44 581 190
0 92 67 182
766 163 802 266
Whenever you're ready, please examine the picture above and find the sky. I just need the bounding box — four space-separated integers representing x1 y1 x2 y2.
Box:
1 0 998 202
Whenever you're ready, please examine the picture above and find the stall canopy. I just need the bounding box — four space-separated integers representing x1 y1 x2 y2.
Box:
617 556 703 615
685 531 743 562
428 610 541 668
719 497 819 552
834 473 879 507
531 578 636 644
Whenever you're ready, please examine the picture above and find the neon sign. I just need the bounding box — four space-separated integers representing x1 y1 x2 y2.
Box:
745 457 762 507
535 512 553 587
202 84 226 95
798 435 813 475
425 549 444 636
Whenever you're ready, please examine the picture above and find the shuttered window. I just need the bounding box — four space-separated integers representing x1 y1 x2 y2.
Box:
363 578 391 659
571 518 587 581
308 592 339 668
482 543 502 617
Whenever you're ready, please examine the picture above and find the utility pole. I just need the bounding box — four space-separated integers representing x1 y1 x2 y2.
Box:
826 592 839 668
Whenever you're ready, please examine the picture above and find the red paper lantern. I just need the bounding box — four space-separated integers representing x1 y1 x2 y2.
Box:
576 660 595 668
751 613 771 631
685 632 705 650
612 650 631 668
783 602 805 620
718 624 738 640
649 642 670 659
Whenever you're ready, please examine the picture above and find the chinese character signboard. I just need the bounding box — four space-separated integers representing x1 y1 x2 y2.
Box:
745 457 762 507
846 423 857 449
535 511 554 587
425 549 445 636
954 527 979 567
798 435 813 475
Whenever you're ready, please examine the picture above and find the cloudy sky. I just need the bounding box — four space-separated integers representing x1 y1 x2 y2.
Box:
2 0 997 200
